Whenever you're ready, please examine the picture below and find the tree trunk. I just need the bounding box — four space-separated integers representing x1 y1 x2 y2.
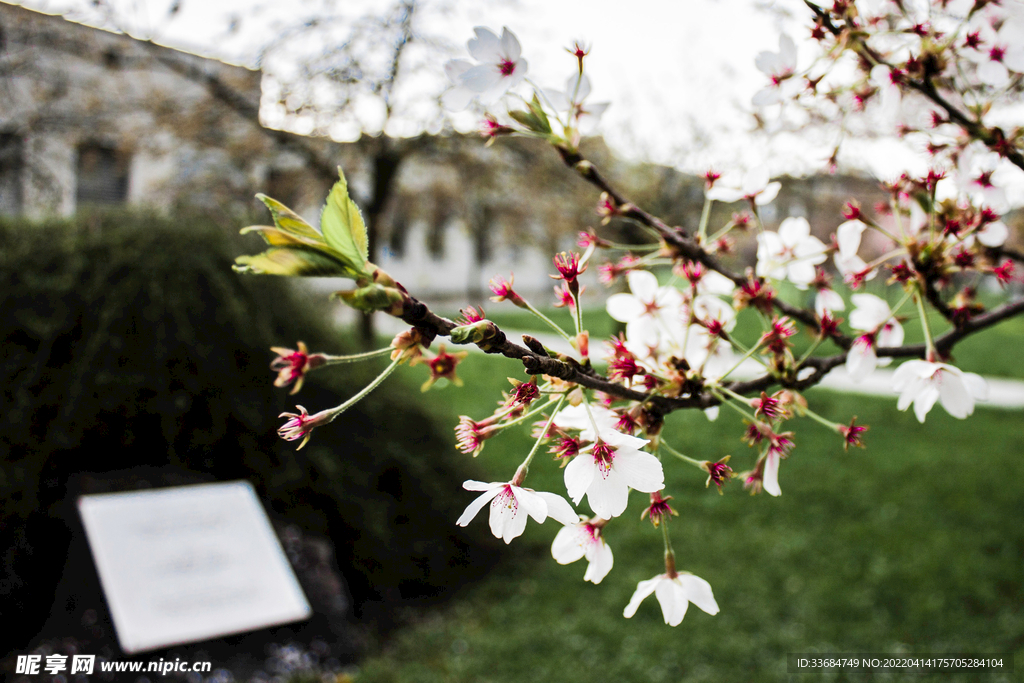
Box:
358 139 405 346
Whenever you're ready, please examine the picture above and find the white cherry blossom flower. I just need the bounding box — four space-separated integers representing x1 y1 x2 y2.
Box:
959 219 1010 250
868 64 903 132
857 0 896 19
706 167 781 205
763 449 782 497
693 294 737 332
442 27 528 111
752 34 798 106
543 72 610 134
965 11 1024 87
623 572 719 626
956 143 1009 213
564 430 664 519
606 270 685 350
997 12 1024 74
846 294 904 378
551 518 614 584
836 219 866 257
976 220 1009 248
456 479 577 544
849 293 895 332
694 270 736 297
680 325 736 380
893 360 988 423
833 219 878 281
441 59 476 111
755 217 827 287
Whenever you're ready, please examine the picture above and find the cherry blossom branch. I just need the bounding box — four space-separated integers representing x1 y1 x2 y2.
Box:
554 147 843 343
394 278 1023 421
397 297 655 404
994 245 1024 264
804 0 1024 172
919 268 957 322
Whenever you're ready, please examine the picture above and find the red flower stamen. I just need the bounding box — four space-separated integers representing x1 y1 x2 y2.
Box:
640 490 677 527
839 417 868 451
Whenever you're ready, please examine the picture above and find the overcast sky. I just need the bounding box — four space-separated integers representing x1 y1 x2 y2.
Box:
11 0 1023 204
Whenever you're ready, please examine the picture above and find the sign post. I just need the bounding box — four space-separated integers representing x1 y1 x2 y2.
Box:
78 481 312 654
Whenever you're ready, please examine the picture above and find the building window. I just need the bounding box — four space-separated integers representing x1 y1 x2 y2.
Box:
0 132 23 215
76 143 129 206
102 47 123 69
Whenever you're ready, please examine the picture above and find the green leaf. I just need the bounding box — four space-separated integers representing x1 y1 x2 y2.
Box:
320 169 370 280
527 94 552 135
240 225 326 250
330 283 405 313
233 246 354 277
256 194 324 243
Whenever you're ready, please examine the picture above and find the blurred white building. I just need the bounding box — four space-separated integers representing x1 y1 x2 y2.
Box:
0 1 268 217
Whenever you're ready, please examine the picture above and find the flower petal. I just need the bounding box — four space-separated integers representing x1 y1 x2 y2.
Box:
623 576 661 619
612 449 665 494
977 221 1008 247
655 577 688 626
514 486 549 524
463 479 500 491
937 370 974 419
962 372 989 401
467 26 502 62
912 383 940 423
846 337 877 379
778 216 810 245
551 524 588 565
606 293 646 322
678 574 720 615
743 167 770 195
756 181 781 205
850 294 891 331
586 466 629 518
626 269 659 301
583 540 613 584
489 487 528 544
564 454 596 505
786 259 818 287
460 63 503 93
836 220 866 257
455 486 502 527
566 72 591 101
536 491 579 526
440 86 476 112
444 59 473 84
543 88 571 112
763 451 781 497
877 321 904 348
815 289 845 316
499 27 522 62
706 185 744 203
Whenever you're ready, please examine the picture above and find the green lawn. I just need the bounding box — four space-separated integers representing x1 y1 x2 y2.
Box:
352 341 1024 682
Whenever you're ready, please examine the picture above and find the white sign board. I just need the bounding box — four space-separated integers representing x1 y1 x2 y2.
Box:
78 481 312 654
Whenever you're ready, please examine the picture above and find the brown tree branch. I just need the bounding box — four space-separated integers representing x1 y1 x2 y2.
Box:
994 245 1024 264
804 0 1024 172
138 42 341 184
554 147 844 345
390 280 1024 420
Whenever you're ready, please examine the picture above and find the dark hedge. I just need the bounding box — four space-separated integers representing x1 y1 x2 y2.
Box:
0 210 497 658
